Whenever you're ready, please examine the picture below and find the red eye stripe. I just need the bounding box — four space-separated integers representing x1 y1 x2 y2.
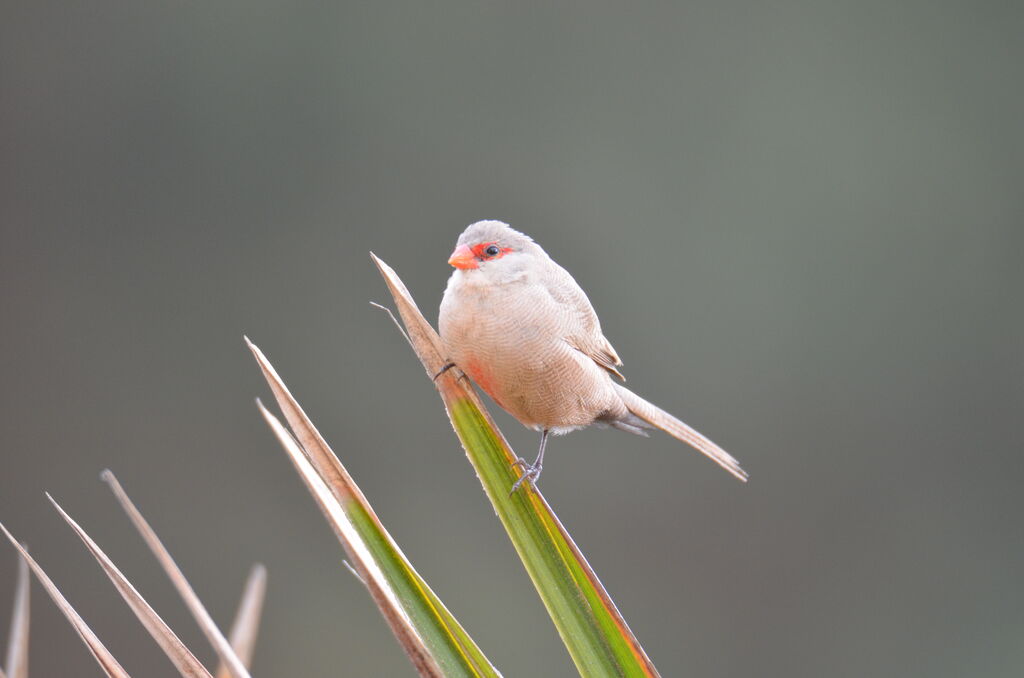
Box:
470 242 512 260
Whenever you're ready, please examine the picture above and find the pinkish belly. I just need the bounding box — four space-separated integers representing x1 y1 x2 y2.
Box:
463 356 505 408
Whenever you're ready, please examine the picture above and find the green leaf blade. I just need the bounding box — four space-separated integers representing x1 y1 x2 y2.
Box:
450 397 656 677
249 344 502 678
342 495 500 677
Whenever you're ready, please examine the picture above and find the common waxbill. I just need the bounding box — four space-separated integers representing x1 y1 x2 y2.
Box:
438 220 747 491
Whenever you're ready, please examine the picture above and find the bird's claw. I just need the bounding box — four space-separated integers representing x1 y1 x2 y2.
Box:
509 458 542 495
433 362 457 381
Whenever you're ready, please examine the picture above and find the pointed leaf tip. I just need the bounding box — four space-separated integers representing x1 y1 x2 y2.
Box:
215 564 267 678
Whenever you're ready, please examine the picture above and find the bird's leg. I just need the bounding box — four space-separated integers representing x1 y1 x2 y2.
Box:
510 429 548 494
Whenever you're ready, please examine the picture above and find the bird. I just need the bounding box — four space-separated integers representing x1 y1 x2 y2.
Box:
438 220 747 492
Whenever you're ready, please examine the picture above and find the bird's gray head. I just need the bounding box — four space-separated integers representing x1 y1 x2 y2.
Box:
456 220 534 250
447 220 542 282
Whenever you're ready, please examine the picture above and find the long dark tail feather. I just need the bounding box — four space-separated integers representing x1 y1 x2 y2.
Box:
614 384 748 482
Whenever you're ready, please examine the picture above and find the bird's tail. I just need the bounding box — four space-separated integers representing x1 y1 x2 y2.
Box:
614 384 748 482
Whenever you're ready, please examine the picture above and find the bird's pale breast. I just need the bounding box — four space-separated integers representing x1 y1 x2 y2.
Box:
439 271 622 431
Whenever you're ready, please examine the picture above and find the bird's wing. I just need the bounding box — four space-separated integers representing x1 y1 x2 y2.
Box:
544 260 626 381
566 334 626 380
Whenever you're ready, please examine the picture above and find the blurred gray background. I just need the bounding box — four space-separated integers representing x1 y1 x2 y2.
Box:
2 2 1022 676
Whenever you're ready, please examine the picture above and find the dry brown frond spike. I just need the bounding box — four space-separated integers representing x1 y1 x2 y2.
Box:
0 523 133 678
46 494 214 678
4 555 29 678
99 471 253 678
216 564 267 678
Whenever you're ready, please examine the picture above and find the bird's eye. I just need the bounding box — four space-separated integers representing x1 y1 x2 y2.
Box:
484 245 501 257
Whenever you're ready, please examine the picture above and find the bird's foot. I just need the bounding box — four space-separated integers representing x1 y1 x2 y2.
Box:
433 362 457 381
509 458 543 495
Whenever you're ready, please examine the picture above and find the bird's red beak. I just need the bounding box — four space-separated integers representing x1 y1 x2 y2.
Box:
447 244 479 270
